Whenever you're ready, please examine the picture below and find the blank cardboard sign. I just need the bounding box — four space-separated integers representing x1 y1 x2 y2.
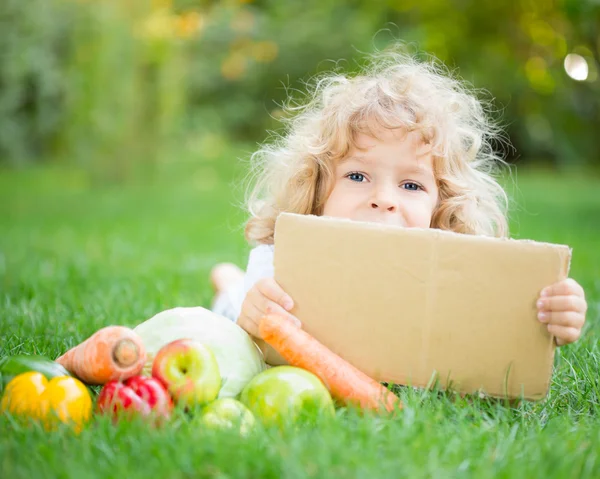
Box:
272 213 572 400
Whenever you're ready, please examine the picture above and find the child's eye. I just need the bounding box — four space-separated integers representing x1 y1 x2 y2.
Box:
402 182 423 191
346 172 366 182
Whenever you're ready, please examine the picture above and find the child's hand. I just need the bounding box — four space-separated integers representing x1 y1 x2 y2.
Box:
237 278 300 338
537 278 587 346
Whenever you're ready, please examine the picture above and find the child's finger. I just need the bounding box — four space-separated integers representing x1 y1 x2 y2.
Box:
537 295 587 314
257 278 294 311
264 301 301 328
246 284 279 318
548 325 582 345
237 313 260 338
538 310 585 328
540 278 585 298
238 298 264 337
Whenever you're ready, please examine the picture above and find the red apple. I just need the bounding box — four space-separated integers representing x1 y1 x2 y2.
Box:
96 376 173 421
152 338 221 409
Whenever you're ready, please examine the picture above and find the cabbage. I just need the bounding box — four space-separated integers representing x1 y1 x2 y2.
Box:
133 307 266 398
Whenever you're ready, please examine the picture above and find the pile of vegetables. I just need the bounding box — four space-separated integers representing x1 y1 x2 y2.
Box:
1 307 400 433
133 307 266 398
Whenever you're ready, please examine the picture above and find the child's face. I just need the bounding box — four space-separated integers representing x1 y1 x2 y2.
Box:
323 128 438 228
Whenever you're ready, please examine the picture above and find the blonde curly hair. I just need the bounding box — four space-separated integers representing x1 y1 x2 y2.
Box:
244 46 510 244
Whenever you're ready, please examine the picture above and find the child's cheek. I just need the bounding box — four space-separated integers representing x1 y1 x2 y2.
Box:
406 199 435 229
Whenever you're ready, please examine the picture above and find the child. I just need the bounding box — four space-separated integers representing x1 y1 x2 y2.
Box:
210 46 587 350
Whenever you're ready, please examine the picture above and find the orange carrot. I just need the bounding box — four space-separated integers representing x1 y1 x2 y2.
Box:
56 326 146 385
259 314 401 413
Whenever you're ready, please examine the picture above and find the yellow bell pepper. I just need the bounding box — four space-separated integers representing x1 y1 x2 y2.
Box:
1 371 92 431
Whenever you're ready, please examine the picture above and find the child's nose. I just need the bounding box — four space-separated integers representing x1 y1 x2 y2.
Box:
371 188 398 212
371 200 396 212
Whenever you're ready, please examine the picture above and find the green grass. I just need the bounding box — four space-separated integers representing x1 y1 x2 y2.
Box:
1 159 599 479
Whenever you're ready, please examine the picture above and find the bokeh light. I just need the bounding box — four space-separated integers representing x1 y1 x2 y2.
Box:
564 53 589 81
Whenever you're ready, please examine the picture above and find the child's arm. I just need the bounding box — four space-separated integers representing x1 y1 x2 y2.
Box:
234 244 301 365
537 278 587 346
237 278 300 339
238 278 301 365
235 244 300 339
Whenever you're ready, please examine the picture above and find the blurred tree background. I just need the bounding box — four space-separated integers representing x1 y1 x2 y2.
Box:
0 0 598 181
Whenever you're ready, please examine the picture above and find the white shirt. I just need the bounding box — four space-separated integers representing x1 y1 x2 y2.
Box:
211 245 275 322
243 244 275 297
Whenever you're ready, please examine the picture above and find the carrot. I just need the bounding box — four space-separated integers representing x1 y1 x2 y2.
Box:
56 326 146 385
259 314 401 413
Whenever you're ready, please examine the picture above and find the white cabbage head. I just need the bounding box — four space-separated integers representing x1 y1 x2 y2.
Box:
133 307 266 398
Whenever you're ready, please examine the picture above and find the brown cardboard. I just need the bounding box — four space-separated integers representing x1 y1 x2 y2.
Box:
269 212 572 400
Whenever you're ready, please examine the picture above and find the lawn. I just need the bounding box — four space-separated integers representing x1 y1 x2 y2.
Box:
0 157 599 479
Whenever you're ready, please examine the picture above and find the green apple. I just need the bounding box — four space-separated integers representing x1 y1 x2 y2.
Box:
152 339 221 408
198 398 256 437
239 366 335 427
